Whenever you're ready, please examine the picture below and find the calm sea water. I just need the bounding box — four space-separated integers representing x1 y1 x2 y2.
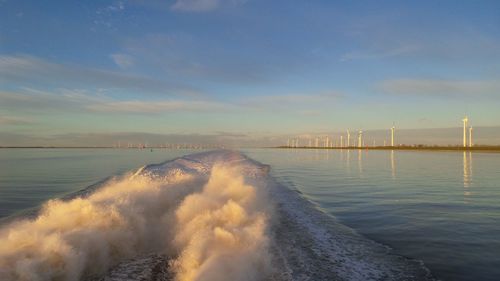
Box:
0 148 204 219
1 148 499 281
244 148 500 281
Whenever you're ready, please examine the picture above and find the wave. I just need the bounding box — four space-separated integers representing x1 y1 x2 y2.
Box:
0 150 433 281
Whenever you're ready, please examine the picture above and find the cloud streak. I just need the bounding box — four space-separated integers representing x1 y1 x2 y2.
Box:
87 100 231 113
379 79 500 98
110 53 135 69
119 33 267 84
240 92 342 107
0 55 198 96
340 45 420 61
0 115 34 125
171 0 246 12
1 87 345 116
0 89 109 113
0 89 231 114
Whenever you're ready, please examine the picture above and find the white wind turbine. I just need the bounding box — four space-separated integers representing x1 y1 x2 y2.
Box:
358 130 363 148
346 129 351 147
469 126 473 147
462 116 469 147
391 124 396 147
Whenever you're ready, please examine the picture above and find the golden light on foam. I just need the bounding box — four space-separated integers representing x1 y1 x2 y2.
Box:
0 170 196 280
172 164 271 281
0 163 272 281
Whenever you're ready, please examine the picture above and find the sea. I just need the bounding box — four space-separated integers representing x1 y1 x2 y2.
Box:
0 148 499 281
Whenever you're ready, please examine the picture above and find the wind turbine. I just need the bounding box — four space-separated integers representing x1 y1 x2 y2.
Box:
391 124 396 147
462 116 469 147
469 127 473 147
346 129 351 147
358 130 363 148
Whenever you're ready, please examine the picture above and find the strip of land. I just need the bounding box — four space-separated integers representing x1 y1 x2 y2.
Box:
275 146 500 152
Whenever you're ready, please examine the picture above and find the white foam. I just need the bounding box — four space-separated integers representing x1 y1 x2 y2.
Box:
0 151 273 281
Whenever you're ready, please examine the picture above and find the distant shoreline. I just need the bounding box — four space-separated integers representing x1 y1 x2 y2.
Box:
2 146 500 152
274 146 500 152
0 147 213 149
0 146 114 149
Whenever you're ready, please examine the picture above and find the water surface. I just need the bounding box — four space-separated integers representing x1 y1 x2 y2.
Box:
0 148 204 219
244 148 500 281
1 148 499 281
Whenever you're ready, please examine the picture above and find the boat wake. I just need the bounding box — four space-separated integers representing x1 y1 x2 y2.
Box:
0 150 434 281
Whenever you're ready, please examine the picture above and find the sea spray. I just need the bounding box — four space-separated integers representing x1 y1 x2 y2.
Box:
0 152 273 281
172 164 271 281
0 171 195 280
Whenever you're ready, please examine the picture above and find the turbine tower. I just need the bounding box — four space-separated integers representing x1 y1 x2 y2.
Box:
469 127 473 147
358 130 363 148
346 129 351 147
462 116 469 147
391 125 396 147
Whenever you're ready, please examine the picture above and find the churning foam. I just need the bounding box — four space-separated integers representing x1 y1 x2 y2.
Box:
0 152 273 281
172 164 271 281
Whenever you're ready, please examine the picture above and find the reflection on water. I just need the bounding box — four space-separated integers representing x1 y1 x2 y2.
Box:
346 149 351 173
463 151 473 198
357 149 363 177
391 150 396 180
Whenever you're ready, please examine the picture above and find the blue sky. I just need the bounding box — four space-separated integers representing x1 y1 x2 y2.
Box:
1 0 499 146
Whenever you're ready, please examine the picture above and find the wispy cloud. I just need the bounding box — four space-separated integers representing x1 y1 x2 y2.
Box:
0 86 344 116
340 11 500 64
0 88 232 114
87 99 231 113
240 92 342 108
110 53 135 69
379 79 500 98
171 0 246 12
119 32 266 84
94 1 127 30
0 115 34 125
0 55 199 96
340 45 420 61
0 89 109 113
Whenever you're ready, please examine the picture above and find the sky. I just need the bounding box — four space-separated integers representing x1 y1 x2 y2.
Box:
1 0 499 146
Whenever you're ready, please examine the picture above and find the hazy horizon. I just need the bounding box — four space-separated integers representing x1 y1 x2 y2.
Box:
2 125 500 147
